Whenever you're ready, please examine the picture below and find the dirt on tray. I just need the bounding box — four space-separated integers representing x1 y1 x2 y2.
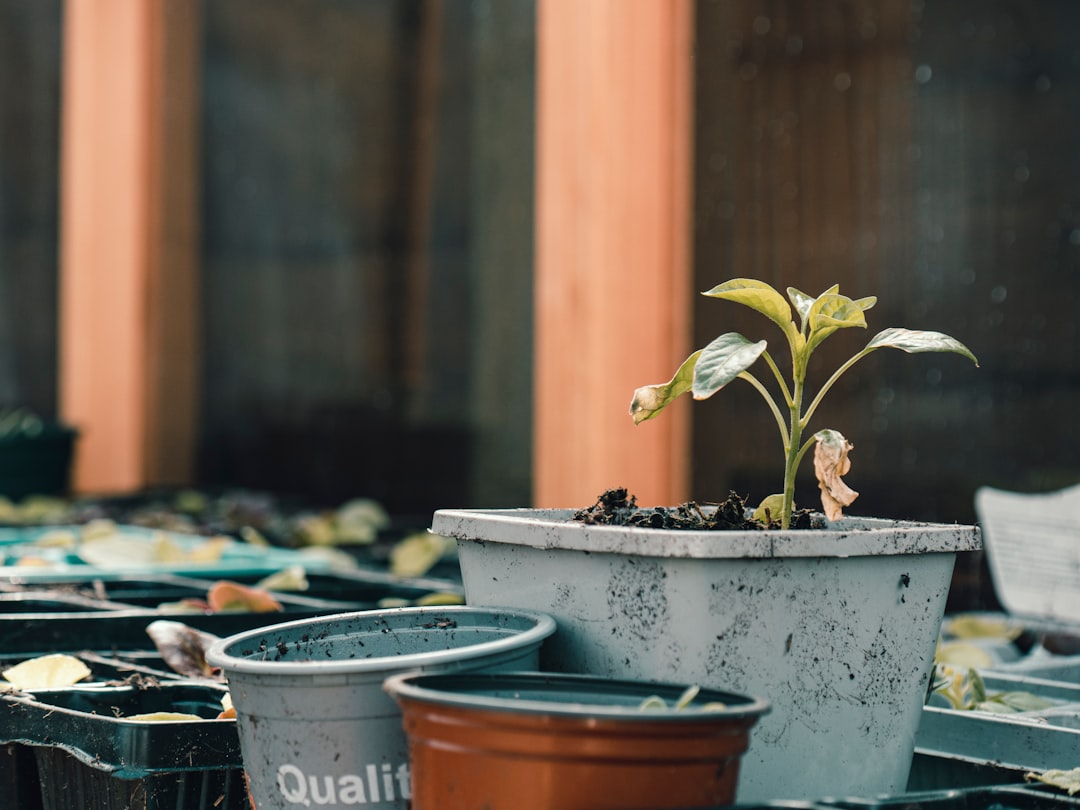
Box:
571 487 820 531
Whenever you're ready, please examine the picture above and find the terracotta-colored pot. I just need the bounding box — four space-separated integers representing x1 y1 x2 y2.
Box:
384 671 769 810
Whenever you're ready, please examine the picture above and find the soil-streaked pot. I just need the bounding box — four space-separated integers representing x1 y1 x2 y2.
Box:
432 507 981 802
384 670 769 810
206 605 556 810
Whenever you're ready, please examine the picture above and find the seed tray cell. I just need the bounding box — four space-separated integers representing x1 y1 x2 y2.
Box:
1 682 248 810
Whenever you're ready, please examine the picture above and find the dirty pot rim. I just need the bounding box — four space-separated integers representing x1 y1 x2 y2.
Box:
205 605 557 677
384 670 771 722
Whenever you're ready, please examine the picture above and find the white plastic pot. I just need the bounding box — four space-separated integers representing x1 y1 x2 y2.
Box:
432 508 981 802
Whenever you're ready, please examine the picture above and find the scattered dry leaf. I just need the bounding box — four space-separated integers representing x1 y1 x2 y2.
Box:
126 712 205 722
813 429 859 520
256 566 309 592
146 620 223 679
207 581 283 613
217 692 236 720
390 532 455 577
2 653 91 690
1028 769 1080 795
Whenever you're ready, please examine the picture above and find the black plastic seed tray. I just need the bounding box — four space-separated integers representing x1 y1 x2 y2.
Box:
1 682 247 810
0 650 182 686
0 592 358 657
0 569 464 654
0 590 137 613
181 567 464 605
719 787 1080 810
1 742 43 810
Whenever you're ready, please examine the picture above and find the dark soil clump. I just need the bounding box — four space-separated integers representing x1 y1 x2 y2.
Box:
572 488 819 531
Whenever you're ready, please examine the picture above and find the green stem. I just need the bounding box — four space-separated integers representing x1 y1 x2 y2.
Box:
737 372 789 448
761 351 793 410
781 376 805 530
801 347 874 428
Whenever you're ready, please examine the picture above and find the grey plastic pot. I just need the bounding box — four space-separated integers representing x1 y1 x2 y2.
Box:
206 605 556 810
432 508 981 802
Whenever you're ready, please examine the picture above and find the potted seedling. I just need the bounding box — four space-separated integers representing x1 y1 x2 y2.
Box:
433 278 982 802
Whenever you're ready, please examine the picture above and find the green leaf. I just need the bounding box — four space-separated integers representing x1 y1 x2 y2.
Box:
787 285 838 333
982 691 1056 713
629 350 701 425
805 294 870 353
852 296 877 313
969 669 988 704
702 279 797 339
692 334 767 400
866 327 979 366
752 494 785 524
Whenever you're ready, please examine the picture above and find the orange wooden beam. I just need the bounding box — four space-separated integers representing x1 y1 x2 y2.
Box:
533 0 694 508
59 0 200 495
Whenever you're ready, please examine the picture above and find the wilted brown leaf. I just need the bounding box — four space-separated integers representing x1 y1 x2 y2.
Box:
146 620 223 680
813 430 859 520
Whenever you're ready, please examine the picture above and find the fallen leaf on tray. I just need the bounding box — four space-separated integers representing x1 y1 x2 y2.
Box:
126 712 206 722
207 581 283 613
256 566 309 592
1028 769 1080 795
390 532 456 577
146 620 223 679
2 653 91 690
944 614 1023 641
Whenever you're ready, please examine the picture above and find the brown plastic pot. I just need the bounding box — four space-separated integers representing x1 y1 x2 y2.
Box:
384 671 769 810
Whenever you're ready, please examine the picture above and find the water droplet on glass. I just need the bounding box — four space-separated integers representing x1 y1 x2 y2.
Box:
1014 166 1030 183
914 64 933 84
753 16 771 35
1035 74 1052 92
1070 228 1080 246
991 285 1007 303
739 62 759 81
833 72 852 91
786 35 803 55
926 368 942 386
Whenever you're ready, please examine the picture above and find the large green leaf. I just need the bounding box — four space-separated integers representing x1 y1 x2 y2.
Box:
702 279 796 339
629 350 701 424
692 333 768 400
866 327 979 365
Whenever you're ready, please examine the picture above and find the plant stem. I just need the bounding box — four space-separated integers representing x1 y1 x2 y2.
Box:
737 372 789 448
781 376 805 530
801 347 872 428
761 351 793 409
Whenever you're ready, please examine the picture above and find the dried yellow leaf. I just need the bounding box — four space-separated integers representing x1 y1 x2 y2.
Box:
813 430 859 520
126 712 205 722
2 654 91 689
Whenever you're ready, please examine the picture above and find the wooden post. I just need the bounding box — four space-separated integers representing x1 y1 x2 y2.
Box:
59 0 200 494
533 0 694 507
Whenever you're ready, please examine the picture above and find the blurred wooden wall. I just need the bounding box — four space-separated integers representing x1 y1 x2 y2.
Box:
59 0 200 494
